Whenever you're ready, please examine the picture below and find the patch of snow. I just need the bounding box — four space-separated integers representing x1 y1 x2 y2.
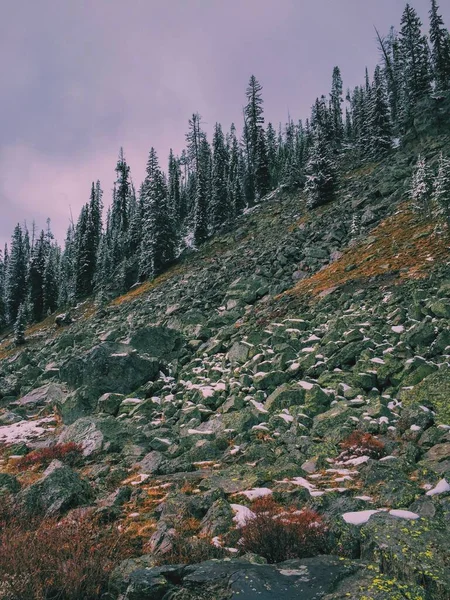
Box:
343 510 381 525
391 325 404 333
389 509 419 520
231 504 255 526
298 381 314 390
239 488 272 501
410 424 421 431
426 479 450 496
370 358 385 365
250 399 268 414
0 417 55 445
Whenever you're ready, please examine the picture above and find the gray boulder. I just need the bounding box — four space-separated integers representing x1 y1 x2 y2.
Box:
17 459 91 515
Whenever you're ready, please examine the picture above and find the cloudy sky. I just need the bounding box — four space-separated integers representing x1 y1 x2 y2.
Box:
1 0 448 250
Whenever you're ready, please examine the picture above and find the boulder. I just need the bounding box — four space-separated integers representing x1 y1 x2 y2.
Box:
59 343 160 396
58 416 126 456
17 460 91 515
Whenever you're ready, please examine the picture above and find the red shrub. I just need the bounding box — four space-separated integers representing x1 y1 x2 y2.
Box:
0 500 135 600
339 430 385 460
15 442 84 471
238 497 327 564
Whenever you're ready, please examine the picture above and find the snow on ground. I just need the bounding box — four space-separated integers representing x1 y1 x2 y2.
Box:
342 510 381 525
231 504 256 526
389 509 419 520
0 417 55 445
239 488 273 501
426 479 450 496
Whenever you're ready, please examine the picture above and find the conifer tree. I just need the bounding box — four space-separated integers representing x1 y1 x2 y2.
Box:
368 66 392 158
411 155 433 215
5 224 28 323
330 66 344 146
194 137 211 246
110 148 131 234
140 148 176 279
254 127 270 199
0 250 6 330
211 123 230 232
43 246 59 315
429 0 450 91
14 303 26 345
29 230 46 322
399 4 432 121
305 104 337 209
244 75 265 205
433 153 450 224
266 122 278 188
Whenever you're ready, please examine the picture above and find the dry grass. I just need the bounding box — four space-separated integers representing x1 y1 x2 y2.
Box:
339 430 385 461
238 497 327 564
288 207 450 299
0 500 136 600
15 443 84 472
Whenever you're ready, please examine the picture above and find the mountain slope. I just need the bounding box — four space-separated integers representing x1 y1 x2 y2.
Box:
1 123 450 599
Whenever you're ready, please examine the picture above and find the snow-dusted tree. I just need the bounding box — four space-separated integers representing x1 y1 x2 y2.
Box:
140 148 176 280
0 250 6 330
211 123 230 232
254 127 270 200
43 245 59 315
58 225 76 306
330 66 344 146
433 153 450 224
429 0 450 91
14 303 26 345
110 148 131 235
244 75 265 205
368 66 392 158
411 155 433 215
5 224 28 323
399 4 432 122
305 121 337 209
29 230 46 322
194 137 211 246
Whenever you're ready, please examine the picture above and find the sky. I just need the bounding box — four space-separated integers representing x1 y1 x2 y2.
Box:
1 0 449 251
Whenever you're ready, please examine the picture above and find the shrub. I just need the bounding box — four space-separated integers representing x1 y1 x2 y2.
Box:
0 500 135 600
238 497 327 564
15 442 84 471
339 430 385 461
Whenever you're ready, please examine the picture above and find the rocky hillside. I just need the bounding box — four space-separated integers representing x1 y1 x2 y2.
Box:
1 118 450 599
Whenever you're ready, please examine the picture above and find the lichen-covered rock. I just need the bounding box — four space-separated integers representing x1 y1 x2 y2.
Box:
17 459 91 515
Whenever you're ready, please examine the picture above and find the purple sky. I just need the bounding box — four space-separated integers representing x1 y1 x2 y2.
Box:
1 0 448 250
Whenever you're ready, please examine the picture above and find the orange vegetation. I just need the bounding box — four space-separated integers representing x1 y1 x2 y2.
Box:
289 206 449 299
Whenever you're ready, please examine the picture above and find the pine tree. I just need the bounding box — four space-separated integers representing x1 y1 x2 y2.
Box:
29 230 46 322
330 66 344 146
433 153 450 224
14 303 26 345
43 246 59 315
140 148 176 280
5 224 28 323
59 225 76 306
266 122 278 188
305 107 337 209
194 137 211 246
399 4 432 122
411 155 433 215
254 127 270 199
368 66 392 158
110 148 131 234
429 0 450 91
0 250 6 330
244 75 265 205
211 123 230 232
168 150 183 224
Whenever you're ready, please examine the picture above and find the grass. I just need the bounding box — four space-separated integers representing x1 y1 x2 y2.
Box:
288 206 450 299
0 500 137 600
